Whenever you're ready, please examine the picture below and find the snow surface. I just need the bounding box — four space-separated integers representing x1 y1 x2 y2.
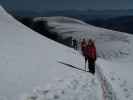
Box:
0 6 103 100
34 16 133 100
1 5 133 100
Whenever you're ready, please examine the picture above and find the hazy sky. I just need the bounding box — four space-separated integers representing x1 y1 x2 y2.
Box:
0 0 133 11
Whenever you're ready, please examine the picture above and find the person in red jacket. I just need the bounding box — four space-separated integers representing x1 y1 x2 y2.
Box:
86 39 97 74
80 38 87 69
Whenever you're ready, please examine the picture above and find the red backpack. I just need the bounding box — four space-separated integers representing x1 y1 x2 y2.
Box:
86 44 96 60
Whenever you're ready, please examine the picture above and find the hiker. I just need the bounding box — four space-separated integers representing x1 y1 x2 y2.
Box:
80 38 87 70
86 39 97 75
72 39 78 50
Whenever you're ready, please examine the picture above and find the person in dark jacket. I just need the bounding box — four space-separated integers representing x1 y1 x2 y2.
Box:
86 39 97 74
72 39 78 50
80 38 87 70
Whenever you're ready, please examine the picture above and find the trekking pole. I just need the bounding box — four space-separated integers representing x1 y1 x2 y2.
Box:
85 60 86 71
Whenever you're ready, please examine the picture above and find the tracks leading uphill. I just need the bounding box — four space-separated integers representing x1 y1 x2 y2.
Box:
96 65 118 100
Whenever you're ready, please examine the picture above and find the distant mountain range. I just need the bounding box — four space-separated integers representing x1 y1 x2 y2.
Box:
8 9 133 21
87 16 133 34
9 8 133 34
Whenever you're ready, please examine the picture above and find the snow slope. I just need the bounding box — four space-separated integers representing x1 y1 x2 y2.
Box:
0 6 103 100
34 16 133 100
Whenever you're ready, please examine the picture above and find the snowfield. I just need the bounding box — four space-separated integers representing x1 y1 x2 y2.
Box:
0 6 102 100
1 5 133 100
34 16 133 100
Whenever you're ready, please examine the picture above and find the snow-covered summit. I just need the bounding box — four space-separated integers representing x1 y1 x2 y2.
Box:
34 16 87 25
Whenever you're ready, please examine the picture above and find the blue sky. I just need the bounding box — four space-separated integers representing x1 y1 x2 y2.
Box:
0 0 133 11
